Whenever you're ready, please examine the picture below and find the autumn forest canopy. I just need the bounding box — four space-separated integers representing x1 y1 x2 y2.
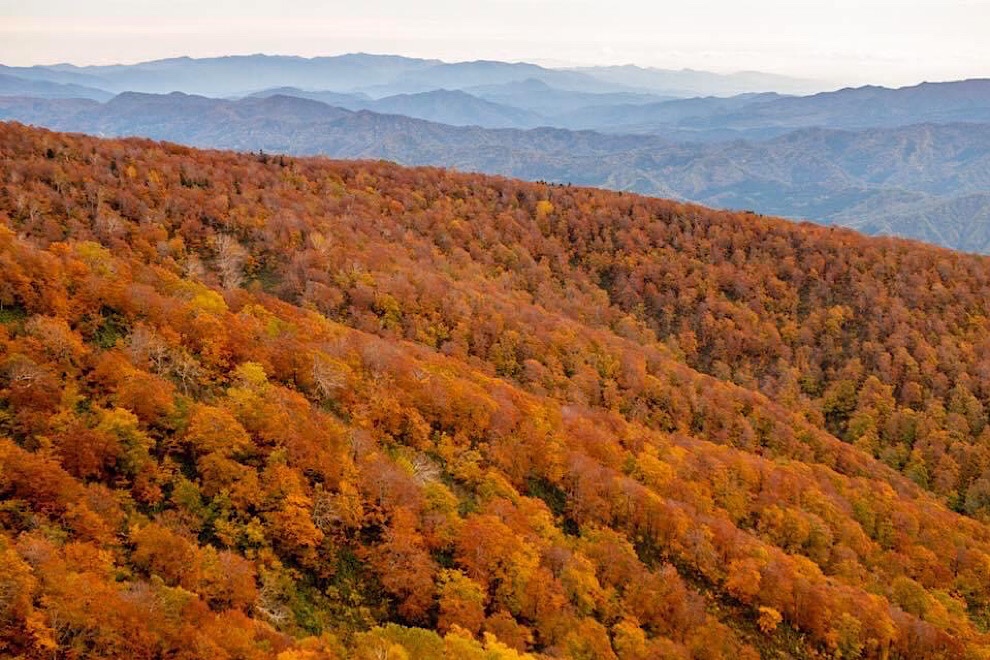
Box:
2 122 990 659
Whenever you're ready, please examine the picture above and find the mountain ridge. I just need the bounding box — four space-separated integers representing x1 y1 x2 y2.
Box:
1 53 827 98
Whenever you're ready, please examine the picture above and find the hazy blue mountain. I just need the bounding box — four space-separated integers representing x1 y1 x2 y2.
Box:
569 65 824 96
553 92 785 134
355 60 635 96
366 89 546 128
830 191 990 250
0 64 116 89
460 78 990 142
651 123 990 215
467 79 672 114
540 80 990 141
3 92 989 252
0 73 112 101
676 80 990 132
246 87 373 109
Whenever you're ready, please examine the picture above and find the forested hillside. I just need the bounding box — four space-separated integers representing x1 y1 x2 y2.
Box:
2 122 990 659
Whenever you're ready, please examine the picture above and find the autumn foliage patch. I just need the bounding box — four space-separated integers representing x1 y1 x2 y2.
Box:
1 122 989 658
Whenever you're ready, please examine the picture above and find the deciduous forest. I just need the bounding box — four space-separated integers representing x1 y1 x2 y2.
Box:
2 122 990 659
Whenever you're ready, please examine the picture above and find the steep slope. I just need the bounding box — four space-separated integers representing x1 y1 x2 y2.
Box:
2 123 990 659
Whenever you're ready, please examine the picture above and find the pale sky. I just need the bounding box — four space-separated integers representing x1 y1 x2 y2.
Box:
2 0 988 86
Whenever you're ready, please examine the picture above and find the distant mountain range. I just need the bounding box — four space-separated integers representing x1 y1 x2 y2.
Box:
1 54 988 253
244 79 990 140
520 80 990 139
0 53 825 99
